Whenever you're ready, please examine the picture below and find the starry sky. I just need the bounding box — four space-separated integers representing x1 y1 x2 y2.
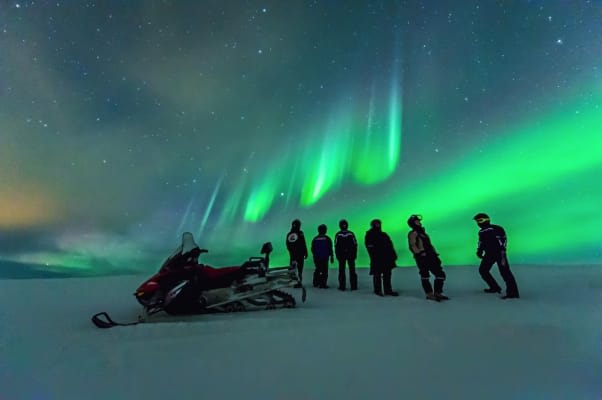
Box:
1 0 601 278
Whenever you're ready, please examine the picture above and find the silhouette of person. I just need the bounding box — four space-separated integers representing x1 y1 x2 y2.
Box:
286 219 308 288
407 215 449 301
364 219 399 296
473 213 520 299
311 224 334 288
334 219 358 291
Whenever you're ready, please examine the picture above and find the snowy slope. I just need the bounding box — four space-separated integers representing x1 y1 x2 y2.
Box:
1 265 601 400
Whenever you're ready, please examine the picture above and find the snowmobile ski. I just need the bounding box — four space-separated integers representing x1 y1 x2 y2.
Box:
91 312 144 329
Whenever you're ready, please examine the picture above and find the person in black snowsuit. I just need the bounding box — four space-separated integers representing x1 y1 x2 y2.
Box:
473 213 520 299
364 219 399 296
334 219 358 291
286 219 308 287
311 224 334 288
407 215 449 301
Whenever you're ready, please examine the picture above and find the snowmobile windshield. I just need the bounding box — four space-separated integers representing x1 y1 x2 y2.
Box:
158 232 201 272
168 232 200 259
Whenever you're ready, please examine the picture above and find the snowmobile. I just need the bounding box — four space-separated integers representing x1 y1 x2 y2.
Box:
91 242 306 328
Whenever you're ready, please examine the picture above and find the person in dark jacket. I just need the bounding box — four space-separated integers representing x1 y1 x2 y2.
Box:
334 219 358 291
364 219 399 296
407 215 449 301
286 219 308 287
473 213 520 299
311 224 334 288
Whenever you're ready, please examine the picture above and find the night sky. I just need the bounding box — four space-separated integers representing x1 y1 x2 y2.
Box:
1 1 601 277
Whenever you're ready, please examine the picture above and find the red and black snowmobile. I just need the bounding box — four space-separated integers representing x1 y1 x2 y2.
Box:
92 242 306 328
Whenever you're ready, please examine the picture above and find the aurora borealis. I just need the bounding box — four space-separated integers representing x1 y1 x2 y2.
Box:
1 1 601 277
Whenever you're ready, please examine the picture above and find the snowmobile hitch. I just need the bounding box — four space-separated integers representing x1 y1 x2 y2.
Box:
91 312 142 329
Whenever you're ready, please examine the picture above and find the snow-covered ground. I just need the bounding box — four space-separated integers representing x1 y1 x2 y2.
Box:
1 265 601 400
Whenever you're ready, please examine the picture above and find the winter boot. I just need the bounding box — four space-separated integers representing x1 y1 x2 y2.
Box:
426 292 439 301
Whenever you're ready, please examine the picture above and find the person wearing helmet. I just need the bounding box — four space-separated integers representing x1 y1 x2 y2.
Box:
364 219 399 296
473 213 520 299
311 224 334 288
334 219 358 291
286 219 308 288
407 215 449 301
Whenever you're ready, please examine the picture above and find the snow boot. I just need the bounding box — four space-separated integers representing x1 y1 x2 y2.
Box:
426 292 439 301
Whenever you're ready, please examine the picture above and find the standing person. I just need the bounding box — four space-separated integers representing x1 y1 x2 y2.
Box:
473 213 520 299
364 219 399 297
311 224 334 288
407 215 449 301
286 219 308 288
334 219 358 291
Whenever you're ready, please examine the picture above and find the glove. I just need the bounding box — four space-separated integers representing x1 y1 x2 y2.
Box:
476 251 483 259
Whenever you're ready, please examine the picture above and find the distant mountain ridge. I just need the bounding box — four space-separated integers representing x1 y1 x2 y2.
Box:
0 260 138 279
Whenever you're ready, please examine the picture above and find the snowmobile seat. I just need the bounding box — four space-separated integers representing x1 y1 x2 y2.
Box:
240 259 266 276
198 266 244 289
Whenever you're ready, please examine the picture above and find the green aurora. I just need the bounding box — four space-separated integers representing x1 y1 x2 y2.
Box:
0 1 600 277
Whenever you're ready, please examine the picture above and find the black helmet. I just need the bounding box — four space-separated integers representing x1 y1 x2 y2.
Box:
291 219 301 229
318 224 327 234
339 219 348 230
407 214 422 228
370 219 381 229
473 213 490 226
473 213 490 222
